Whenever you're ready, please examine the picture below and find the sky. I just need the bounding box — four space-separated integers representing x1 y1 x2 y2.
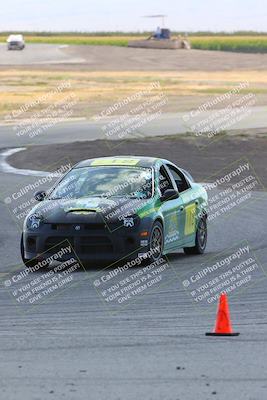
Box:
0 0 267 32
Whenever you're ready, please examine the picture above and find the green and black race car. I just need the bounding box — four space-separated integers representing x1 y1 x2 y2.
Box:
21 156 208 266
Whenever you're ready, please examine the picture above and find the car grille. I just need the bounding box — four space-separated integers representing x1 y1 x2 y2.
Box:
49 222 122 232
44 235 113 254
51 223 107 231
80 236 113 254
44 236 75 250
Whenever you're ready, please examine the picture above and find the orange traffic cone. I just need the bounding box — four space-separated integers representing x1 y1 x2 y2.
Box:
206 293 240 336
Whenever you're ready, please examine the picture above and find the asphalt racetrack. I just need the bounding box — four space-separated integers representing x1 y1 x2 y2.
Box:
0 43 85 65
0 127 267 400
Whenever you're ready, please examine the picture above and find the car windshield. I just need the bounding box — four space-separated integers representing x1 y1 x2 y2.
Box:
48 166 153 200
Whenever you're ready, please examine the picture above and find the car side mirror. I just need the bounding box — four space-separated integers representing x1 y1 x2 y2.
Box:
160 189 179 202
34 191 46 202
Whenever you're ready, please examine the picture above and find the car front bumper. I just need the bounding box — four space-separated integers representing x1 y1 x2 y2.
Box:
23 221 151 263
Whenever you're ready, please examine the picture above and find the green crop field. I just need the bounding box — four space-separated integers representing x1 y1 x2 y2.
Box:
1 33 267 53
190 36 267 53
0 35 136 47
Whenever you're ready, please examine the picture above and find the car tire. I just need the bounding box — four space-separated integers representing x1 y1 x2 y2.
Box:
183 216 207 255
148 221 164 262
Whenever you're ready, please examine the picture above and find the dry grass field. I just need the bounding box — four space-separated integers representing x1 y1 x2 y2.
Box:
1 69 267 120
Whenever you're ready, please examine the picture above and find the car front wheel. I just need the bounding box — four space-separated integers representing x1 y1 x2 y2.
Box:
148 221 164 261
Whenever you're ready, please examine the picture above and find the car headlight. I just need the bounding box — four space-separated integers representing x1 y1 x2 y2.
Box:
26 213 44 230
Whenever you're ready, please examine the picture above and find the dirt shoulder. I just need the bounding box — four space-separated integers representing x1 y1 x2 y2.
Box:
7 135 267 187
64 46 267 72
2 46 267 71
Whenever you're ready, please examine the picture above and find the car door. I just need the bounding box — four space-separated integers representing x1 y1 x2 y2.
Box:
166 164 198 246
158 164 185 251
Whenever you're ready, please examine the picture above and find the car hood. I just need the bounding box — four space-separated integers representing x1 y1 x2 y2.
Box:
29 196 153 224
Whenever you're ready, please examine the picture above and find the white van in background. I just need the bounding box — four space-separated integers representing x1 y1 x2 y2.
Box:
7 34 25 50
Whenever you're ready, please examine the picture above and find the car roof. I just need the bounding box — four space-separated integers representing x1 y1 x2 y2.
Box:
7 34 23 41
75 156 161 168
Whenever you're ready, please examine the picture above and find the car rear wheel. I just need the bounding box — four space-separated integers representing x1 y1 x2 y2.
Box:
148 221 164 261
184 216 207 255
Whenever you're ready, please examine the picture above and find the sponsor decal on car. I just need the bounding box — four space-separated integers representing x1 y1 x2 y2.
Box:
184 203 196 235
123 217 135 227
91 158 140 166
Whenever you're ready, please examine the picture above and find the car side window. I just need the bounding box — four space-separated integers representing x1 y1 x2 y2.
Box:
167 165 190 193
158 166 174 195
